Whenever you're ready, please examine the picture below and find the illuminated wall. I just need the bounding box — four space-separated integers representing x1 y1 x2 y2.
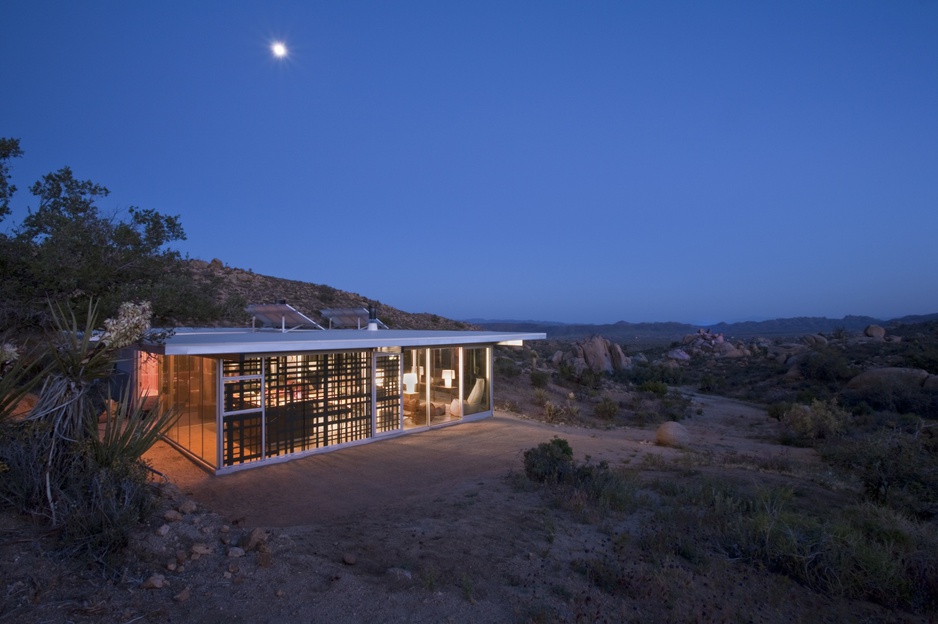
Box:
160 354 218 465
153 343 494 472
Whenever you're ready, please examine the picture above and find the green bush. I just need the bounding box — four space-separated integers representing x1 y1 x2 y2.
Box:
823 429 938 518
523 438 574 484
522 440 640 516
782 399 849 440
638 380 668 397
799 348 852 382
544 401 563 423
766 401 792 421
495 357 520 378
530 370 549 388
594 397 619 421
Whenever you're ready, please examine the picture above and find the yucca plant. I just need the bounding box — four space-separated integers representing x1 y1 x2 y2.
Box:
17 297 171 533
89 385 178 469
27 300 115 445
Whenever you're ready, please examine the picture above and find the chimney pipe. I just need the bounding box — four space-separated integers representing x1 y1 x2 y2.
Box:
367 302 379 331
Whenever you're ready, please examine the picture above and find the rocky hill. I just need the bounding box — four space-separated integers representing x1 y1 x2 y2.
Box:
187 259 473 331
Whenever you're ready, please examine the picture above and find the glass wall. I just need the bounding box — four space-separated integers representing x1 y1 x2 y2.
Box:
428 347 460 423
160 355 218 465
375 353 402 434
222 355 263 466
402 348 427 429
263 351 371 456
461 347 491 416
403 348 462 427
155 343 496 471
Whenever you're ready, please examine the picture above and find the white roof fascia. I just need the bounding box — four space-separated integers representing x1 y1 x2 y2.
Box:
147 329 546 357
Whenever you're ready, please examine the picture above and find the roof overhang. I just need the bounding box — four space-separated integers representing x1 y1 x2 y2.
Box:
143 328 546 357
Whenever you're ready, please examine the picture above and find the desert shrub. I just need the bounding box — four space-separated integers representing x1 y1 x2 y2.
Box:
697 373 723 393
532 388 548 407
619 363 684 386
594 397 618 421
782 399 849 440
638 380 668 397
523 438 574 484
495 357 520 378
823 429 938 518
568 461 639 513
799 348 852 382
58 454 153 563
0 299 174 564
557 362 604 389
544 401 562 422
530 370 549 388
522 440 640 517
0 425 153 564
842 380 938 420
766 401 792 421
738 501 938 611
638 477 938 612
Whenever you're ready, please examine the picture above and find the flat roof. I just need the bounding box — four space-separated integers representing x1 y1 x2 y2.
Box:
146 328 546 356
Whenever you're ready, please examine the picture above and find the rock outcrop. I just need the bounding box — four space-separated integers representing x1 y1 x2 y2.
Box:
847 367 931 390
558 335 632 375
678 328 751 359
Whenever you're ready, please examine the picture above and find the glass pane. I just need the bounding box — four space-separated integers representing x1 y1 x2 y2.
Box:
402 348 427 429
159 355 218 466
223 355 261 377
428 347 459 423
461 347 490 416
375 354 401 433
223 378 262 412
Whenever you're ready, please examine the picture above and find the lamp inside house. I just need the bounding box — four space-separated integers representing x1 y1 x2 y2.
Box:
403 372 418 394
442 369 455 388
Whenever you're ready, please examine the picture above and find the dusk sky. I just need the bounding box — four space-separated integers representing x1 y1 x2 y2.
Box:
3 2 937 325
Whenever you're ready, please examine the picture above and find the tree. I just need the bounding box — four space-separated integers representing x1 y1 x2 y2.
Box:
0 138 23 221
0 139 225 329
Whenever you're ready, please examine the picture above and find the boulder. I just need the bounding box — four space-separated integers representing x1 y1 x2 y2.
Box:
803 334 828 346
609 343 631 370
550 350 564 366
847 367 929 390
656 421 690 448
864 325 886 340
666 348 691 361
924 375 938 392
580 335 614 374
714 342 744 358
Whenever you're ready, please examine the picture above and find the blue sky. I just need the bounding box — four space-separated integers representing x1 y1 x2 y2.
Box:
2 1 936 324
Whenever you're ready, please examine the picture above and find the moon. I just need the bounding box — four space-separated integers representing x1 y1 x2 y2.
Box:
271 41 288 58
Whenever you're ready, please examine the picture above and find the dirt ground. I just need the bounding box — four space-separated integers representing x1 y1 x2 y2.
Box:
1 393 927 623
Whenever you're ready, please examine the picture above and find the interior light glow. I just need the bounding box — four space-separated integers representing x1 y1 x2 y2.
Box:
403 372 418 394
442 369 455 388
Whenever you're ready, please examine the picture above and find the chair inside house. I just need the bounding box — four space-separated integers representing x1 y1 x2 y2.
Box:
449 378 485 418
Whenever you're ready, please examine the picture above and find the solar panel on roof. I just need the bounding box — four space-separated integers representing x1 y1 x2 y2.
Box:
246 303 324 332
321 307 388 329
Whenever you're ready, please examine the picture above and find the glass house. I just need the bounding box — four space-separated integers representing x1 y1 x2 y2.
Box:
130 326 543 474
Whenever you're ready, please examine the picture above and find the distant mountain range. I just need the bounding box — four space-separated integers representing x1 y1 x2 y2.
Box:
188 259 937 344
469 313 938 346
